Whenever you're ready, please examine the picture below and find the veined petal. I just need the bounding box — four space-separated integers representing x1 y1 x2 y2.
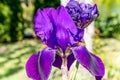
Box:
57 6 77 35
26 48 55 80
72 46 105 80
66 1 99 28
43 8 58 48
56 26 70 51
69 28 84 46
74 28 84 42
34 9 53 43
53 53 75 70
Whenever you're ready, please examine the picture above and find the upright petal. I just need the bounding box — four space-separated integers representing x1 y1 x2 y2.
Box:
57 6 77 35
53 53 75 70
73 28 84 42
43 8 58 48
66 1 99 28
91 4 99 17
72 46 105 80
34 9 53 43
26 48 55 80
69 28 84 46
56 26 70 51
55 6 78 50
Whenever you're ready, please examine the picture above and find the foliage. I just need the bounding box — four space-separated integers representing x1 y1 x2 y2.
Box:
95 14 120 39
34 0 60 12
1 38 120 80
0 39 41 80
0 0 24 42
93 37 120 80
94 0 120 39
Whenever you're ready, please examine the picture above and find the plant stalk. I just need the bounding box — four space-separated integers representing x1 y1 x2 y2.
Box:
61 56 69 80
71 61 79 80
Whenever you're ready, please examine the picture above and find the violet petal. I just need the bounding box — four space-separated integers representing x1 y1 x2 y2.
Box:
53 53 75 70
57 6 77 35
56 26 70 51
26 48 55 80
52 54 62 69
34 9 53 43
67 53 76 70
72 46 105 79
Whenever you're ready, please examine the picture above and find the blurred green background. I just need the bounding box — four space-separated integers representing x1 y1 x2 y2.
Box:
0 0 120 80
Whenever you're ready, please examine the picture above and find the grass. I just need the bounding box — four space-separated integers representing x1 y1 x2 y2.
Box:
0 39 41 80
0 38 120 80
93 38 120 80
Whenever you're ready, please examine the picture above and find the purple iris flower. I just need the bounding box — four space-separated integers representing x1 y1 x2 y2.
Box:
26 5 104 80
66 0 99 28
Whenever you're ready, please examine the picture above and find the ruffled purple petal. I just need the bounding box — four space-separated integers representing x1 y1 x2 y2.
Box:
34 9 53 43
57 6 77 35
56 26 70 51
69 28 84 46
26 48 55 80
55 6 79 50
72 46 105 80
53 53 75 70
91 4 99 17
66 1 99 28
43 8 58 48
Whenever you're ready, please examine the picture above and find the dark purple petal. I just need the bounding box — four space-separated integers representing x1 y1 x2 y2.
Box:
67 53 75 69
91 4 99 18
26 48 55 80
66 1 99 28
66 1 81 22
57 6 77 35
53 54 75 70
95 76 102 80
69 28 84 46
52 54 62 69
34 9 53 43
72 46 105 79
73 28 84 42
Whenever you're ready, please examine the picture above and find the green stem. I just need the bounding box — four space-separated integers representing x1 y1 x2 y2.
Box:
71 61 79 80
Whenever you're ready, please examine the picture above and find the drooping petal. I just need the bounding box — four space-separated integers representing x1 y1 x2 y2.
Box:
67 53 76 69
95 76 102 80
72 46 105 80
34 9 53 43
53 53 75 70
52 54 62 69
26 48 55 80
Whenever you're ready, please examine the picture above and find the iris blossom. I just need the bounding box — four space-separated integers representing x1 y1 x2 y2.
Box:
26 2 105 80
66 0 99 28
